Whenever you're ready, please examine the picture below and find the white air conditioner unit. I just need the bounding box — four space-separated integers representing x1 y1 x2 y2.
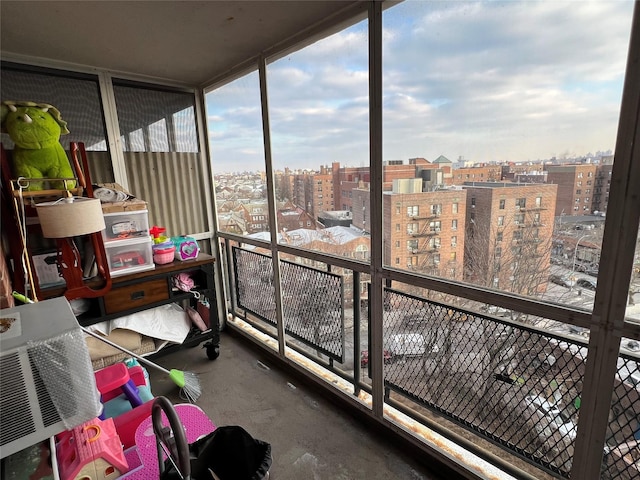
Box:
0 298 101 459
435 227 441 232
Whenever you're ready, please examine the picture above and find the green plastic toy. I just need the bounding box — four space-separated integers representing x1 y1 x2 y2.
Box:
1 100 76 191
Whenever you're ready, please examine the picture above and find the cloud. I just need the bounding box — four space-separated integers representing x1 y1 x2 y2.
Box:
206 0 634 172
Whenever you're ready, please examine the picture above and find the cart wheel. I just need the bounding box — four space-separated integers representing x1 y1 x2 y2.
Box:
206 344 220 361
152 396 190 478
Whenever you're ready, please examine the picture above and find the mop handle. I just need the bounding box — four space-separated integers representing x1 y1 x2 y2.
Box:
80 326 171 375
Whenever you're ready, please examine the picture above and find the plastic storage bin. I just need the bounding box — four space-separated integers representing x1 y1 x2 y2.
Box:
102 210 150 243
105 237 154 277
152 242 176 265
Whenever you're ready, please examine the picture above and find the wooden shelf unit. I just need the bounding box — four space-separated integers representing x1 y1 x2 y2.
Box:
41 253 220 360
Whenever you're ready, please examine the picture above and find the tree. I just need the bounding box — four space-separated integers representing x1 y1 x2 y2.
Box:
275 173 292 202
464 213 554 324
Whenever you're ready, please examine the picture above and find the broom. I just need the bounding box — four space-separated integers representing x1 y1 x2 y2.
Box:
80 326 202 403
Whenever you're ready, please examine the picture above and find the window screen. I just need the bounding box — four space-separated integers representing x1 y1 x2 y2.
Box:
112 82 198 153
0 63 108 152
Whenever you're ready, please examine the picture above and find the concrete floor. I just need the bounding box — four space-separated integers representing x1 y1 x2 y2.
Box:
148 329 455 480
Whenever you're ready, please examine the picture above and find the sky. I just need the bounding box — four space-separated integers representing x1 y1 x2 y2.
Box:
206 0 634 174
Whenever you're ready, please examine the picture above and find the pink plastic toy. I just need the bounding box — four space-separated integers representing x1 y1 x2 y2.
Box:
56 417 128 480
119 403 215 479
94 363 143 413
113 400 154 450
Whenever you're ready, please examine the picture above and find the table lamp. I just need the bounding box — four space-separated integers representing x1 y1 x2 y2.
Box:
36 197 112 301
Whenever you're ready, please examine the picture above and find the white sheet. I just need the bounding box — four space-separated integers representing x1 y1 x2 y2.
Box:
87 303 191 344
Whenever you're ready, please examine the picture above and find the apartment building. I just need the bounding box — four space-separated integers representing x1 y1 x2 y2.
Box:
462 182 557 295
332 163 370 212
386 185 467 279
592 164 613 214
352 183 466 279
448 165 503 185
292 166 336 221
500 163 547 183
334 159 443 212
545 164 598 216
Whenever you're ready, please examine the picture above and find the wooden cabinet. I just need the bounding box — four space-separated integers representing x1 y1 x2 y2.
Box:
41 253 220 360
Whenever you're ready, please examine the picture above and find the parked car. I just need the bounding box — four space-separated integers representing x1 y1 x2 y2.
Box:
576 278 597 291
401 313 424 329
622 339 640 352
388 333 441 357
360 349 393 368
525 395 577 440
549 274 571 288
575 262 599 276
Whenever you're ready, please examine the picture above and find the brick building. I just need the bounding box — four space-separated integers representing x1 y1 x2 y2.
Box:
332 159 442 212
292 166 336 221
352 181 467 279
462 182 558 295
545 164 598 216
240 201 270 234
277 203 317 232
592 164 613 214
449 165 503 185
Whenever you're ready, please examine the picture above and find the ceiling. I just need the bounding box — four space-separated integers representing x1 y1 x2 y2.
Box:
0 1 365 87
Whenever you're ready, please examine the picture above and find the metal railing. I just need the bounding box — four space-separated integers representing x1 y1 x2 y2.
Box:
376 288 586 478
224 240 639 479
233 246 345 362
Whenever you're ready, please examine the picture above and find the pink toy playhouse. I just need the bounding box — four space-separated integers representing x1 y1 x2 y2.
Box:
56 417 128 480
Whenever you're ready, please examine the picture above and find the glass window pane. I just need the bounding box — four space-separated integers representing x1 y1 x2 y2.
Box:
382 1 633 310
267 20 369 258
206 72 265 236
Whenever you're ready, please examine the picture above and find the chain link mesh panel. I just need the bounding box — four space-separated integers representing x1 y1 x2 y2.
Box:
602 354 640 479
379 287 588 478
233 248 277 323
233 247 344 361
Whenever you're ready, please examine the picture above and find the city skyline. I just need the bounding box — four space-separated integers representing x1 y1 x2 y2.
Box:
206 1 634 174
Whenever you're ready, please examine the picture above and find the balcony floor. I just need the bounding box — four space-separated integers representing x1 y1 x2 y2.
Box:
148 328 459 480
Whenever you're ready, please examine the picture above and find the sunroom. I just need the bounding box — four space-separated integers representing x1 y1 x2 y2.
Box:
1 1 640 479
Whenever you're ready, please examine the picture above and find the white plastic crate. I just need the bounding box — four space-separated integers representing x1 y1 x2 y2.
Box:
101 210 150 244
105 237 154 277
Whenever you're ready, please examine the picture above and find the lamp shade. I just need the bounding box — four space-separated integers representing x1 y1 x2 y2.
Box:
36 197 105 238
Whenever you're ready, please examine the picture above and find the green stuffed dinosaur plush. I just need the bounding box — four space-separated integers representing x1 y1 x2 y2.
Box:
1 100 76 191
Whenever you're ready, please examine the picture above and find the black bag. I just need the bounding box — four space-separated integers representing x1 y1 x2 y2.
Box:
154 397 272 480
